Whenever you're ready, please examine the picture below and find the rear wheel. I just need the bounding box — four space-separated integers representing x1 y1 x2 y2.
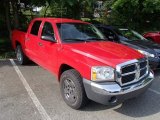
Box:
16 45 29 65
60 69 88 109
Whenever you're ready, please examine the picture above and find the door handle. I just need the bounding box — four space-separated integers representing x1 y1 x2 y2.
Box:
38 42 43 46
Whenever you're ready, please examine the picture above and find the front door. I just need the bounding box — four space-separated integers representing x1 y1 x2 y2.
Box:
38 22 58 73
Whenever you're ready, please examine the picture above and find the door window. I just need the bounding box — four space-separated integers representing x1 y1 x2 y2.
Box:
30 21 42 36
41 22 54 39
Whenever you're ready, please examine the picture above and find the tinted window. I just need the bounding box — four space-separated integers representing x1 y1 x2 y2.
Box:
119 29 148 41
30 21 41 36
41 22 54 38
98 27 116 41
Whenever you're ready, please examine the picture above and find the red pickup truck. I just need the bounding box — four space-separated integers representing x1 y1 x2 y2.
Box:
12 18 154 109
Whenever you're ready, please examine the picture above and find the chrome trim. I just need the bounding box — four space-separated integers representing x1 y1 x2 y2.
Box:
140 66 147 70
122 71 136 76
135 62 140 80
83 71 154 95
116 59 138 72
116 59 138 86
116 58 148 86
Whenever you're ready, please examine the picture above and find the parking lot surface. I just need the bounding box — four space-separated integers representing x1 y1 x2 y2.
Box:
0 59 160 120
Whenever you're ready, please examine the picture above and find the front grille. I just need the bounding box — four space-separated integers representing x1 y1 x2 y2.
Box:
121 64 136 74
140 61 147 68
140 68 147 77
117 58 148 86
122 74 135 84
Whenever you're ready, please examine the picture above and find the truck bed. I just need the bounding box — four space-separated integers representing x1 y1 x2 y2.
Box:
12 29 26 50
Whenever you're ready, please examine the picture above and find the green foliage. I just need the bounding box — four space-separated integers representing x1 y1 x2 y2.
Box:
40 0 96 19
104 0 160 33
143 0 160 13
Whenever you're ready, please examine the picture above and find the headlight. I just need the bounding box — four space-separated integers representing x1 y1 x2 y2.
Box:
137 50 155 58
91 66 115 81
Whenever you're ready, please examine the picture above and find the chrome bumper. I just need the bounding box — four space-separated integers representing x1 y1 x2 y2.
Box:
83 71 154 105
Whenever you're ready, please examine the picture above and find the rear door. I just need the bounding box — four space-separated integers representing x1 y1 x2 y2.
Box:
25 20 42 62
38 21 59 73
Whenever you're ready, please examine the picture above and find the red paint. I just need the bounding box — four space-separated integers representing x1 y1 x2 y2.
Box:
143 32 160 44
12 18 144 81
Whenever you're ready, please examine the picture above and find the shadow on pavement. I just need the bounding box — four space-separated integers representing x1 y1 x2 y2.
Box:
114 91 160 117
0 60 13 68
154 69 160 76
82 91 160 117
0 59 38 68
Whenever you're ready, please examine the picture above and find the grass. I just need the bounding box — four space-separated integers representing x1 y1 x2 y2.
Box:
0 38 15 59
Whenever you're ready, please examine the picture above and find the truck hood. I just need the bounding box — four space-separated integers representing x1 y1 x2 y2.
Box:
63 41 144 68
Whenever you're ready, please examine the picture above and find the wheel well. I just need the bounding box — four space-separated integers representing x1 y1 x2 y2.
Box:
15 41 21 47
58 64 74 81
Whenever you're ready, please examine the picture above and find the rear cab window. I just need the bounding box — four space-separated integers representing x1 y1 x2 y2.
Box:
30 21 42 36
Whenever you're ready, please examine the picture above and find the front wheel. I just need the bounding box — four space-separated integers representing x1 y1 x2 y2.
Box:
16 45 29 65
60 69 89 109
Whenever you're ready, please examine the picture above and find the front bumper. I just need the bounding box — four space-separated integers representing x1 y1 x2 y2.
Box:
83 71 154 105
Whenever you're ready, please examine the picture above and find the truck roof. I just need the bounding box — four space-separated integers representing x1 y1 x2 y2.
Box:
32 17 89 24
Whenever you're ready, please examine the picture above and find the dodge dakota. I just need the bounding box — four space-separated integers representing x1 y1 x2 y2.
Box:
12 18 154 109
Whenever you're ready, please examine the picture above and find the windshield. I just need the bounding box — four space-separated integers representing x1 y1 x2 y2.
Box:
57 23 106 42
115 28 148 41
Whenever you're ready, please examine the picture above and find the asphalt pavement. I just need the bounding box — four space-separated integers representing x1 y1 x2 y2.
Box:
0 59 160 120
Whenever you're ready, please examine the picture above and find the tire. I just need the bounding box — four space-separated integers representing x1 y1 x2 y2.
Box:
16 45 29 65
60 69 89 109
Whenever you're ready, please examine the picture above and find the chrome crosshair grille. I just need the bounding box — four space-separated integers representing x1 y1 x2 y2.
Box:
116 58 149 86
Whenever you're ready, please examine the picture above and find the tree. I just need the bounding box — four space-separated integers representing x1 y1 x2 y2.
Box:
104 0 160 32
11 0 20 29
40 0 96 19
0 0 12 39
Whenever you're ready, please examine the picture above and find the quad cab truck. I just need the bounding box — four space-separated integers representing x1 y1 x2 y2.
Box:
12 18 154 109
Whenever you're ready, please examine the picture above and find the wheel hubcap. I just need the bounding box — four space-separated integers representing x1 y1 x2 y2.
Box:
17 48 22 62
63 78 77 103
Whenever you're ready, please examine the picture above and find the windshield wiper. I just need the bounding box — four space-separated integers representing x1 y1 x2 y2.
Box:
63 38 91 42
85 38 107 41
63 38 107 42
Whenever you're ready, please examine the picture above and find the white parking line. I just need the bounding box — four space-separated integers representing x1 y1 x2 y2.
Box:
149 88 160 95
10 59 52 120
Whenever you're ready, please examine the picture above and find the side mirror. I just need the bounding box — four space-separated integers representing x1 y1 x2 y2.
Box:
41 35 56 42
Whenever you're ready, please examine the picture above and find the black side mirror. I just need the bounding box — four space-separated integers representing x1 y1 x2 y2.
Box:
41 35 56 42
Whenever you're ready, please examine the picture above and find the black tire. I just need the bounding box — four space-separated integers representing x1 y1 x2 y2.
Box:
16 45 29 65
60 69 89 109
